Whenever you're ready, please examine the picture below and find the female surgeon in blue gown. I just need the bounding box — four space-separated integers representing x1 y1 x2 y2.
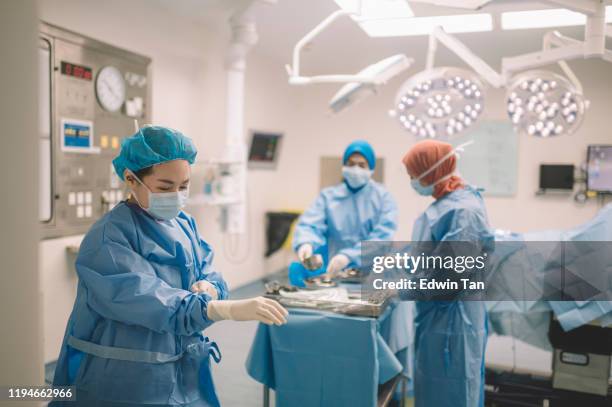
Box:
402 139 493 407
52 126 287 406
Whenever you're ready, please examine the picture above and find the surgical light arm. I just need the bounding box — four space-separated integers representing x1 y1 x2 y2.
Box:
427 0 612 88
542 31 584 94
426 26 505 88
541 0 603 15
287 8 383 85
502 1 612 76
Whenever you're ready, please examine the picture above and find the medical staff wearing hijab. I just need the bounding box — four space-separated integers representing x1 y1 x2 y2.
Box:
52 126 287 407
293 140 398 277
402 139 493 407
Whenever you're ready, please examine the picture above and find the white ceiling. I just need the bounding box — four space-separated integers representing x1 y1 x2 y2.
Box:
148 0 610 77
151 0 252 24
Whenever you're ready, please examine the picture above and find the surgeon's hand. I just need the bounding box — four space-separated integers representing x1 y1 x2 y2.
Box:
191 280 219 300
326 254 350 277
297 244 313 263
207 297 288 326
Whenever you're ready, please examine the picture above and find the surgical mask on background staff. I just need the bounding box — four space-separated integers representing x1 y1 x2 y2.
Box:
410 140 474 196
342 165 373 189
341 140 376 191
128 169 189 221
411 173 453 196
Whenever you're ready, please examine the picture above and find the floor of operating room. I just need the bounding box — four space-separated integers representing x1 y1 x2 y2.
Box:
208 272 415 406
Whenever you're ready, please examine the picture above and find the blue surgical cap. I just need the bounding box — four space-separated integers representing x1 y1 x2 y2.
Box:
112 126 197 180
343 140 376 169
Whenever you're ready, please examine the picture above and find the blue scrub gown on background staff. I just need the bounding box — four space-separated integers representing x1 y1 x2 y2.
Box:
411 186 493 407
292 180 398 267
52 201 228 407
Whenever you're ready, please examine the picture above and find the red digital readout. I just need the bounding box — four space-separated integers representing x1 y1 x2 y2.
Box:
61 61 93 81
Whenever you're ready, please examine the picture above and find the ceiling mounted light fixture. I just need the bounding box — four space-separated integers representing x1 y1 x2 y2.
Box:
391 67 485 139
506 70 586 137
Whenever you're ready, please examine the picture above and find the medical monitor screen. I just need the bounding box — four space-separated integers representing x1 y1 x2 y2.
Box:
587 145 612 193
248 131 282 169
539 165 574 190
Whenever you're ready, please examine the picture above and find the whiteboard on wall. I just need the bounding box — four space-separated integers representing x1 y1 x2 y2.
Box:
453 121 518 197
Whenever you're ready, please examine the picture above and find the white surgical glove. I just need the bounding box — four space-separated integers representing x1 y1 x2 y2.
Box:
297 244 313 263
207 297 288 326
326 254 350 277
190 280 219 300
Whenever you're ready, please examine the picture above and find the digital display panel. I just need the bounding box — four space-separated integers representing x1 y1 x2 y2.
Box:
249 132 282 163
587 145 612 193
61 119 97 153
61 61 93 81
539 165 574 190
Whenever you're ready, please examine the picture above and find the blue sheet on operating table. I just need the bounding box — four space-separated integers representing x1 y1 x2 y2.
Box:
488 204 612 340
245 302 410 407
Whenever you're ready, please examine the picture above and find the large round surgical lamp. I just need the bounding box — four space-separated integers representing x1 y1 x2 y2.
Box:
391 67 485 139
506 70 586 138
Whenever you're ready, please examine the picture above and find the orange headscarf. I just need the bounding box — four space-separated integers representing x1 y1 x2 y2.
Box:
402 139 465 200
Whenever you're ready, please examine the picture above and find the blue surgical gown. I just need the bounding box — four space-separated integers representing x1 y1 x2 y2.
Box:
51 201 228 406
292 181 398 267
411 186 493 407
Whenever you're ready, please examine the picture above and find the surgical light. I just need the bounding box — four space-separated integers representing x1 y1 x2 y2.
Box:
391 67 485 139
506 71 585 138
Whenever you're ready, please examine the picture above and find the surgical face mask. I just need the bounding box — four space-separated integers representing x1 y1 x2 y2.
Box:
129 172 189 221
411 173 454 196
410 140 474 196
342 165 372 189
411 179 434 196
